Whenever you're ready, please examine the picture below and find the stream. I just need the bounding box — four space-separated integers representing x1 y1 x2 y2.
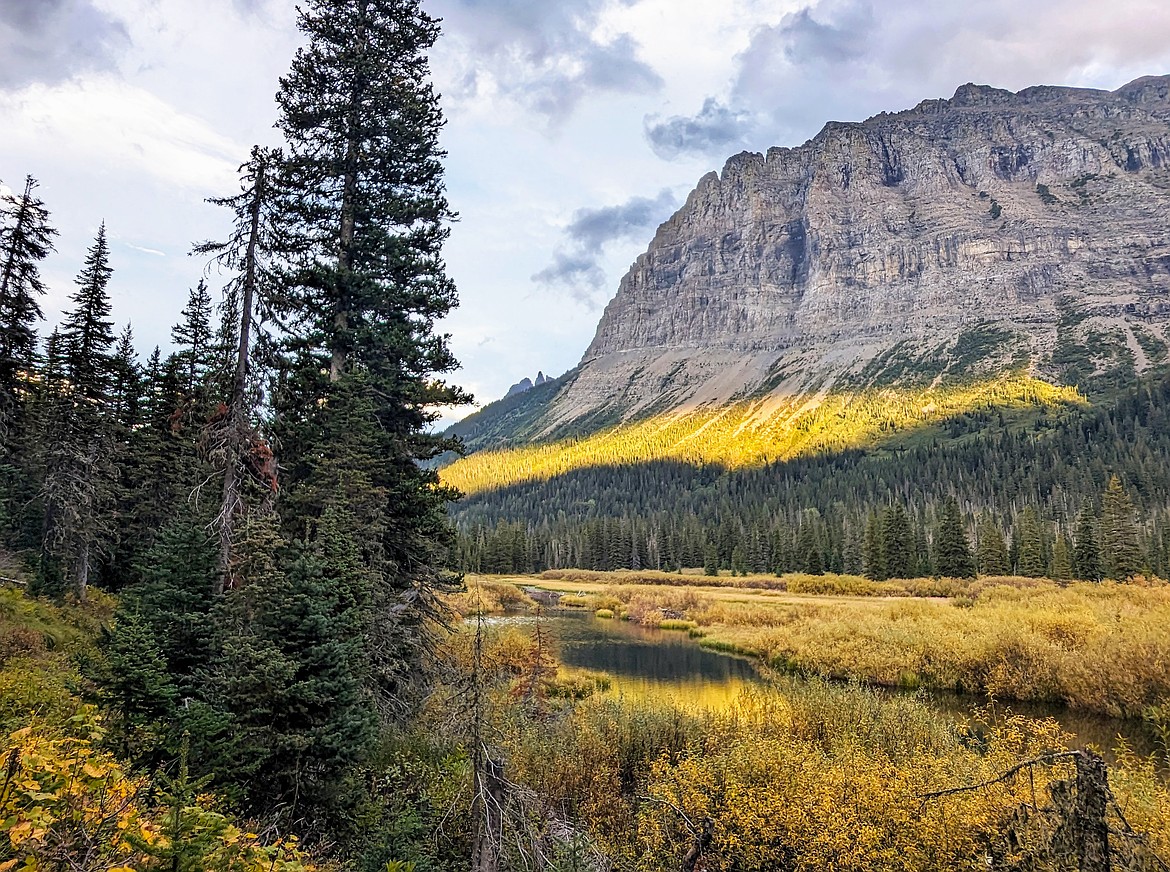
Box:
521 608 1161 759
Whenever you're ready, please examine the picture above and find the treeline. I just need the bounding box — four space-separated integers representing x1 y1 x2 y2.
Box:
451 377 1170 579
1 0 466 862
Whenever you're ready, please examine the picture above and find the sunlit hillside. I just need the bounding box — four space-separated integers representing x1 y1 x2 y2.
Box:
442 373 1082 496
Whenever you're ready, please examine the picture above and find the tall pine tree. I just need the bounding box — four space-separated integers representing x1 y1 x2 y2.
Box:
0 175 57 441
271 0 469 712
39 225 118 599
933 498 975 578
1101 474 1142 580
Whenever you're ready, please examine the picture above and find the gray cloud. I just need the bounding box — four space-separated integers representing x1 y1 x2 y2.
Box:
534 188 679 300
436 0 661 122
644 0 1170 163
644 97 757 161
0 0 129 90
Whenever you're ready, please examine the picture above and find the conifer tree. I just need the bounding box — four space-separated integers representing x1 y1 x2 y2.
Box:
1051 532 1074 581
933 498 975 578
975 514 1009 576
1074 504 1102 582
1015 506 1047 577
171 280 215 396
196 146 282 591
1101 474 1141 580
0 175 57 439
881 503 914 580
271 0 469 710
39 225 117 599
862 511 887 580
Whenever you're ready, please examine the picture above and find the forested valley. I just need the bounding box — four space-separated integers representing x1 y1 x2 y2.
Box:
452 374 1170 581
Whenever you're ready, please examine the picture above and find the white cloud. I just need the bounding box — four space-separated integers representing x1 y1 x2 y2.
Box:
0 77 243 192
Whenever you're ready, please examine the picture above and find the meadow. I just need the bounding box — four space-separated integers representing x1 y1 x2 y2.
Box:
457 570 1170 719
421 613 1170 872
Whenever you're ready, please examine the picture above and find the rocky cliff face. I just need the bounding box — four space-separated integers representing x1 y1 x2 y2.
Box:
543 76 1170 432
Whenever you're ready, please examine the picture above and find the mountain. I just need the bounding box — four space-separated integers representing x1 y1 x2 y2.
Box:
445 76 1170 495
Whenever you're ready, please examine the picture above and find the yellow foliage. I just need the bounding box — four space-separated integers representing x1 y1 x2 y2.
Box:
0 723 315 872
443 374 1081 496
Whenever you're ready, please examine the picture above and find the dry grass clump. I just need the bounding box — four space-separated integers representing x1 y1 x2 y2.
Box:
784 573 903 596
443 575 538 617
702 583 1170 716
539 568 788 590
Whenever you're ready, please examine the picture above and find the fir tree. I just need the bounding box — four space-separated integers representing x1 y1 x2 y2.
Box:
1015 506 1047 578
933 498 975 578
881 503 914 580
975 514 1009 576
1051 532 1074 581
210 508 375 819
1074 504 1102 582
1101 474 1142 580
271 0 469 712
862 511 887 580
170 280 215 396
0 175 57 439
39 225 118 599
61 224 115 403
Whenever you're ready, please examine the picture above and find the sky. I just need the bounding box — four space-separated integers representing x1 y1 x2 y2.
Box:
3 0 1170 423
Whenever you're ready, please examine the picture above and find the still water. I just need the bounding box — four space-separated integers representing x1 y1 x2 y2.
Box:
534 608 1159 758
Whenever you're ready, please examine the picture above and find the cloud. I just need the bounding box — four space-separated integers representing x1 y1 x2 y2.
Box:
0 77 244 193
0 0 129 90
644 97 757 160
533 188 679 299
435 0 661 122
641 0 1170 162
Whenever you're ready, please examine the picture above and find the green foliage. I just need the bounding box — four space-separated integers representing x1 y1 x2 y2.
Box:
881 503 914 580
1102 474 1142 580
933 498 975 579
976 514 1009 576
1074 505 1103 582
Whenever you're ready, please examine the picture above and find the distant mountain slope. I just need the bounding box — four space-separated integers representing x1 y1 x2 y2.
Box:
445 75 1170 493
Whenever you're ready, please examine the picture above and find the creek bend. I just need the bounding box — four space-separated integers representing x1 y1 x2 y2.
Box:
482 607 1160 761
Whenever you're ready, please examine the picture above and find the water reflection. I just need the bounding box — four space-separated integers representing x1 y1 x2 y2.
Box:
534 609 1159 759
552 610 760 708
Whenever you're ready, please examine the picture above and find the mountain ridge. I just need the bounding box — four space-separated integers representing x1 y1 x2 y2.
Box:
447 74 1170 475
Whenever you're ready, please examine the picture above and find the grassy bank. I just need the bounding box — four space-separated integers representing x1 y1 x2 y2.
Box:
505 570 1170 718
432 618 1170 872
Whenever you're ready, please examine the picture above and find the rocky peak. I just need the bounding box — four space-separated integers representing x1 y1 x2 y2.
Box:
539 75 1170 433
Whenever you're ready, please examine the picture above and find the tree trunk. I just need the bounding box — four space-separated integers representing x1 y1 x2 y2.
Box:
215 152 265 595
471 755 506 872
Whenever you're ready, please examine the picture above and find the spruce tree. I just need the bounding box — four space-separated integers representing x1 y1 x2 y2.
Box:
39 225 117 599
271 0 469 711
1015 506 1047 578
975 514 1009 576
1101 474 1142 580
933 498 975 578
862 511 887 580
0 175 57 439
881 503 914 580
1074 504 1102 582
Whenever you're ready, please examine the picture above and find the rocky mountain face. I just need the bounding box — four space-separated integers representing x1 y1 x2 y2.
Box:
505 371 550 398
535 76 1170 434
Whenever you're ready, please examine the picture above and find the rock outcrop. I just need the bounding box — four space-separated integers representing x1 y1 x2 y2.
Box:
541 76 1170 433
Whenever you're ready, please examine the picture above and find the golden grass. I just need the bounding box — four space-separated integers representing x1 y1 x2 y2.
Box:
442 575 538 617
442 374 1081 496
509 573 1170 717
